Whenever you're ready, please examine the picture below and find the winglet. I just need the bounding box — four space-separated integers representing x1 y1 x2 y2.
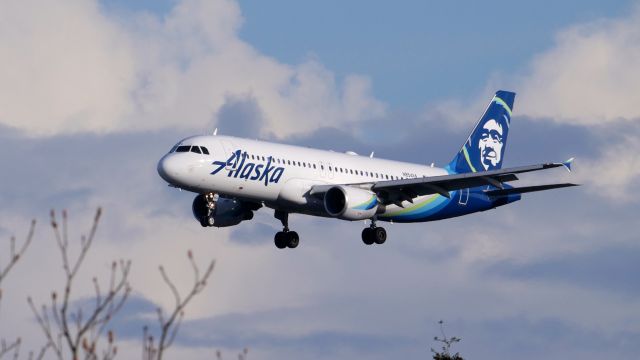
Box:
562 157 575 172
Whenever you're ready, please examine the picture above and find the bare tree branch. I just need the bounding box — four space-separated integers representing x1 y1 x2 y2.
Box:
144 250 215 360
28 208 131 360
0 219 36 287
0 220 35 360
0 338 20 359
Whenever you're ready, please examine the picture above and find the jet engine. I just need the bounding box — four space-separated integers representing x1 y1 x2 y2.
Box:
192 194 256 227
324 185 379 220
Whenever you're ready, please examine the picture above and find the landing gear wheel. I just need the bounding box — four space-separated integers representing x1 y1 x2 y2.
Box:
287 231 299 248
373 227 387 244
274 232 288 249
361 228 374 245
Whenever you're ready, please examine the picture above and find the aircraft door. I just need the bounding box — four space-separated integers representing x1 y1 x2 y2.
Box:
221 140 238 170
458 188 469 206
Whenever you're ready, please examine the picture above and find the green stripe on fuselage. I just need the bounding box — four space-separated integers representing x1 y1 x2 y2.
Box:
380 194 443 217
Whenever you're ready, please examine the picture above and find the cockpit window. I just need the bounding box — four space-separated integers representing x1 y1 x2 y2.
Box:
176 145 190 152
200 146 210 155
191 146 202 154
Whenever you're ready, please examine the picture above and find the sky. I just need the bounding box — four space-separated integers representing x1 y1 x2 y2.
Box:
1 0 639 359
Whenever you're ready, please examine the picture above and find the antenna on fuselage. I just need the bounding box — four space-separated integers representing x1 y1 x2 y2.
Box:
213 128 218 136
369 152 374 158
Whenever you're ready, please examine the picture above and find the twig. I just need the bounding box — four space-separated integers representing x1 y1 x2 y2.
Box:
28 208 131 360
0 219 36 286
0 338 20 359
0 220 36 360
144 250 215 360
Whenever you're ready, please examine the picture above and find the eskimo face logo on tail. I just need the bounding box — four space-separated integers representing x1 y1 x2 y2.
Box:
210 150 285 186
478 119 504 170
469 97 511 171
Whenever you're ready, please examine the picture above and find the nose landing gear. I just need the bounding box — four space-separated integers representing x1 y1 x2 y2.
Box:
274 210 299 249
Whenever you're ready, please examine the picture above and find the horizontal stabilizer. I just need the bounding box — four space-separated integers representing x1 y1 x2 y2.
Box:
485 183 579 197
563 157 575 172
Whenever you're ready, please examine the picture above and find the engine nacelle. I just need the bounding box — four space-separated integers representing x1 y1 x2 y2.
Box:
324 185 379 220
192 194 254 227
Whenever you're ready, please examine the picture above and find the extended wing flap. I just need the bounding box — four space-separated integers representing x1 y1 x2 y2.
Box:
485 183 579 197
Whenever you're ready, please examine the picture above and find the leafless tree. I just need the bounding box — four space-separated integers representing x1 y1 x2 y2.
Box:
142 250 215 360
431 320 463 360
27 208 131 360
0 219 36 359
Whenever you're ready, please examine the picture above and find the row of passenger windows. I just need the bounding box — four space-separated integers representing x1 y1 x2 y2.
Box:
245 152 403 181
173 145 210 155
171 146 409 181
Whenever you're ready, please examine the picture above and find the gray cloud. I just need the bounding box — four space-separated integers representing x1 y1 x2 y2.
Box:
486 245 640 297
229 221 280 245
460 316 640 360
215 94 265 139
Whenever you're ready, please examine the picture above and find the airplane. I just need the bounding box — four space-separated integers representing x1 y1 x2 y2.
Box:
157 90 577 249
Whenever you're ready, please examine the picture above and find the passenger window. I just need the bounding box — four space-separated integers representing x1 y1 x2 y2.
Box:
200 147 209 155
176 145 190 152
313 164 317 169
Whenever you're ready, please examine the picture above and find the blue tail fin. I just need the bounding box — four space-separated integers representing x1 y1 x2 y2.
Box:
447 90 516 173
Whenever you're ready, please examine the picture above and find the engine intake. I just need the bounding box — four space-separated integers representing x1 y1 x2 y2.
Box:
324 186 379 220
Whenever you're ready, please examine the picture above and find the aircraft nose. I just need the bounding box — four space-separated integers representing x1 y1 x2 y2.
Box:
157 154 180 184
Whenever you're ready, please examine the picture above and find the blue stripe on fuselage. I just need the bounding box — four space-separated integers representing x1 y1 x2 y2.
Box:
378 186 520 223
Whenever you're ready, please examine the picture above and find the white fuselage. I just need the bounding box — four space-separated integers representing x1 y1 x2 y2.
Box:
157 135 450 220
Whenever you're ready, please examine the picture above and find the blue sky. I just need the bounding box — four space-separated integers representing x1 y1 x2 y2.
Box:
103 0 634 107
238 0 632 106
1 0 640 359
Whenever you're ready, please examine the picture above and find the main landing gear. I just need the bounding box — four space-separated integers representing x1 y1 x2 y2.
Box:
274 210 299 249
361 219 386 245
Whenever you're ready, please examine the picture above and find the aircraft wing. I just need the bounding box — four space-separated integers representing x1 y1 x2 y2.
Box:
309 159 577 205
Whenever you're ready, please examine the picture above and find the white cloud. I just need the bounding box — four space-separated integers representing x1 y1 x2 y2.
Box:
571 133 640 201
517 7 640 125
0 0 136 135
0 0 386 137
